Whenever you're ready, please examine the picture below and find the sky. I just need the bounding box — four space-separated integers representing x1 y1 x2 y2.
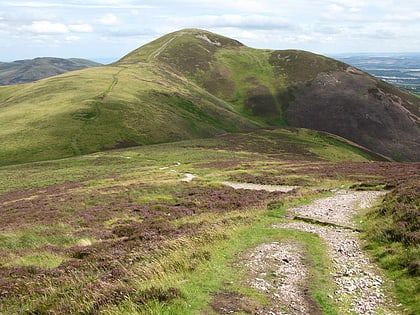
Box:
0 0 419 63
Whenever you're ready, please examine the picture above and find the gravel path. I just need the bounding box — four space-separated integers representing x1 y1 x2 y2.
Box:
242 189 402 315
244 242 321 315
287 190 386 229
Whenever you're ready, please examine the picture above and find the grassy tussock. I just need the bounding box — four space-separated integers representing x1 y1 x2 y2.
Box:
362 183 420 314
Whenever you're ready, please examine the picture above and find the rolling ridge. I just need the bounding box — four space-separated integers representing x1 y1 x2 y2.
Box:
0 28 418 165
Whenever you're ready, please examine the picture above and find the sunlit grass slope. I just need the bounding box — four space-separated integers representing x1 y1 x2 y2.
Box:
0 62 254 166
120 29 346 126
0 29 345 166
1 28 418 165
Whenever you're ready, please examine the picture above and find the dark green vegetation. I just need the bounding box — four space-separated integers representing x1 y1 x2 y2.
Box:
0 29 419 165
362 182 419 314
0 57 101 85
0 129 418 314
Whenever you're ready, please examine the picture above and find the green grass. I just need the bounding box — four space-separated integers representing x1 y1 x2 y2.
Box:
0 224 92 269
0 61 254 166
0 224 77 250
361 182 419 314
0 132 376 314
6 252 65 269
97 193 338 315
0 127 377 193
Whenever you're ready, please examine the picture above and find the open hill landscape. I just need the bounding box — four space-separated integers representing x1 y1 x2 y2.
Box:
0 29 419 165
0 29 419 314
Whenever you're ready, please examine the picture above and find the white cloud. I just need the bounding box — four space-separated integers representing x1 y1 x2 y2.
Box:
94 13 121 26
3 1 60 8
329 0 365 7
3 1 156 9
1 0 420 60
18 21 93 35
20 21 68 33
171 14 295 31
327 4 345 14
66 35 80 42
384 11 420 22
69 24 93 33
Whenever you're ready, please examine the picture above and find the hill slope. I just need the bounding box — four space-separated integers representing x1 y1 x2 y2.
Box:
120 29 419 161
0 62 255 165
0 57 101 85
0 29 419 165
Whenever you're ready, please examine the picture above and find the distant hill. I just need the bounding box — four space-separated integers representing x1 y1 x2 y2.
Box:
333 53 420 96
0 57 101 85
0 29 418 165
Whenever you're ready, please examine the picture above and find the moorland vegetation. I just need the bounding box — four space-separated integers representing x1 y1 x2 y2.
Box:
0 29 418 314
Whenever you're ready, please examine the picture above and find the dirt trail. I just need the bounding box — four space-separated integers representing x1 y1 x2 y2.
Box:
237 187 401 315
70 67 125 155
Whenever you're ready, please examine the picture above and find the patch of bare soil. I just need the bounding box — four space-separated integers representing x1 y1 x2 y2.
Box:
209 291 260 314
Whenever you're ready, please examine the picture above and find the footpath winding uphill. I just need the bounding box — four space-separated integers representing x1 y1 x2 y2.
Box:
239 188 403 314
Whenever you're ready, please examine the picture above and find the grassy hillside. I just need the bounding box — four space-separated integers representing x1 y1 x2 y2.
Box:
0 29 419 165
119 30 345 126
121 29 419 161
0 63 254 166
0 57 101 85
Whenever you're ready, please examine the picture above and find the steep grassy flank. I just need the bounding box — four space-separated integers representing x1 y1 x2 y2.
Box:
123 30 289 125
0 63 254 166
121 29 420 161
0 57 101 85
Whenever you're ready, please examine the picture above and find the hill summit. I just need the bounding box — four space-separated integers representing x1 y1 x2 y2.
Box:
0 29 418 165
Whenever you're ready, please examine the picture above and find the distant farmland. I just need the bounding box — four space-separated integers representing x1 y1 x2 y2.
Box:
334 53 420 96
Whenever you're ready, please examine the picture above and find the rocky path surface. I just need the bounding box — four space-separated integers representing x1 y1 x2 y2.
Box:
244 242 322 315
240 188 402 315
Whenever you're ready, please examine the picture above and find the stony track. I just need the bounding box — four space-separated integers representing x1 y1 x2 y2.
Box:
234 186 402 314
